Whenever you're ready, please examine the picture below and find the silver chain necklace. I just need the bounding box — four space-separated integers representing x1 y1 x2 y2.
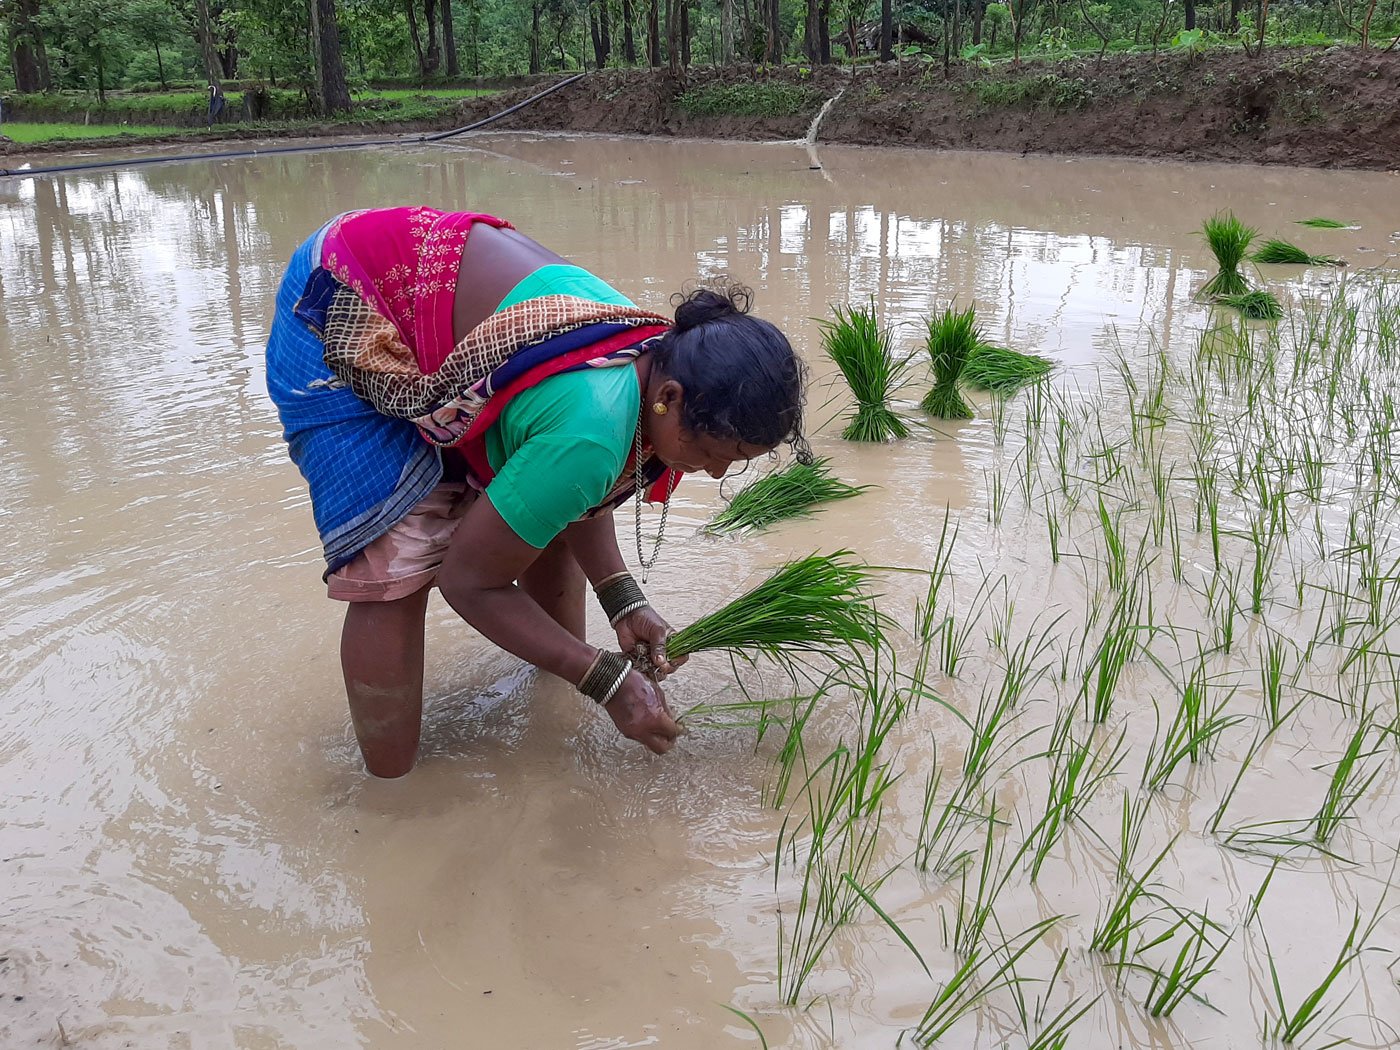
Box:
634 414 676 582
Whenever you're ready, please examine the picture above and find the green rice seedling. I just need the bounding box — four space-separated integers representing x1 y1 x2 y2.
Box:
1136 909 1233 1018
820 302 911 442
1259 632 1303 728
1312 719 1385 845
667 551 888 668
1090 836 1178 969
720 1005 770 1049
1243 858 1280 929
985 467 1008 525
1027 710 1128 881
1200 212 1257 299
1095 496 1128 590
961 344 1055 395
1025 995 1099 1050
1262 901 1387 1045
1141 657 1243 792
1044 497 1063 564
1215 290 1284 321
913 916 1060 1046
939 574 1000 678
1207 728 1266 834
921 306 979 420
1081 579 1144 723
704 457 870 534
1252 238 1344 266
1295 217 1354 229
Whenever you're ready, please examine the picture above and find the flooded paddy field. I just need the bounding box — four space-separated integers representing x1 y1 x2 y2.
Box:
2 136 1399 1048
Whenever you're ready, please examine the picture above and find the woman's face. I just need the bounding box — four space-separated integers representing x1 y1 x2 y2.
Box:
646 379 774 479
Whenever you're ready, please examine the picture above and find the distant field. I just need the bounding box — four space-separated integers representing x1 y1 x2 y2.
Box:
2 122 178 143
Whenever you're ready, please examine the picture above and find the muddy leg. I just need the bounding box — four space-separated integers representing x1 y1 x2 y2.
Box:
340 585 433 778
520 535 586 643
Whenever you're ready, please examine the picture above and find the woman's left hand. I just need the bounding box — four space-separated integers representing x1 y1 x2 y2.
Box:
615 606 686 680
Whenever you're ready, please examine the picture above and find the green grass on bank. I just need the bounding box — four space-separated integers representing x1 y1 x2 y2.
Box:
354 87 496 100
675 82 823 117
1 121 179 143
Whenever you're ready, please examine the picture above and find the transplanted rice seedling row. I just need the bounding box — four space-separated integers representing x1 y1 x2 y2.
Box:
732 275 1400 1047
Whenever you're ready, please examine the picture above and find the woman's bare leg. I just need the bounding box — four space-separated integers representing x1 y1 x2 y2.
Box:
340 585 433 778
520 535 586 642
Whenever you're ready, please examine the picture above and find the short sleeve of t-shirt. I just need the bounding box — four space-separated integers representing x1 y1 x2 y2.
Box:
483 366 639 549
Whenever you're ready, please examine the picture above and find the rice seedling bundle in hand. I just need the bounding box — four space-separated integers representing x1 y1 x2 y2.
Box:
962 343 1055 395
820 303 910 442
666 551 888 666
921 306 979 419
1199 212 1257 299
1252 238 1344 267
705 457 870 535
1215 290 1283 321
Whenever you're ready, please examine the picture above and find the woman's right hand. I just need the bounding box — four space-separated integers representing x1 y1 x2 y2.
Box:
604 672 681 754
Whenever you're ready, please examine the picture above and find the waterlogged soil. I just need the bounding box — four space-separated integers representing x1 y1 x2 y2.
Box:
3 137 1400 1048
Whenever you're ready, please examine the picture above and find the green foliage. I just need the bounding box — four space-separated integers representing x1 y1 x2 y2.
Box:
675 82 821 118
705 458 870 535
921 306 979 419
971 72 1092 110
1215 290 1284 321
962 345 1055 395
1199 212 1256 299
820 302 912 443
1252 238 1343 266
1296 217 1354 229
666 551 888 665
0 120 176 141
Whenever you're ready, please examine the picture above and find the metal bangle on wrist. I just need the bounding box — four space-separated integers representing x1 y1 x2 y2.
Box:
595 571 650 628
577 650 632 705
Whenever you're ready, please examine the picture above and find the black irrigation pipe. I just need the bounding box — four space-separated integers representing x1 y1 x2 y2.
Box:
0 72 586 180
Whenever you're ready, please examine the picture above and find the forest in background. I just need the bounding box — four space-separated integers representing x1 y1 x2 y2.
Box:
4 0 1398 118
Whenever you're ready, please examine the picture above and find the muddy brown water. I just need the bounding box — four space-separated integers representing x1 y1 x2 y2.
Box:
3 136 1400 1049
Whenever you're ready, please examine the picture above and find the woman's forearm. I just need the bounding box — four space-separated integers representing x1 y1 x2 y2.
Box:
439 579 596 686
563 511 627 586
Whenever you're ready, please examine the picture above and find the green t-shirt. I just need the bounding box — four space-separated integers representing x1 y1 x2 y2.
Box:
481 266 639 549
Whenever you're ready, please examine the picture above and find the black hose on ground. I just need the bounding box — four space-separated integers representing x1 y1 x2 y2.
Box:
0 72 586 180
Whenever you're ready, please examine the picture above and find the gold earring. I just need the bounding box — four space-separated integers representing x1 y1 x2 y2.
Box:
652 402 668 415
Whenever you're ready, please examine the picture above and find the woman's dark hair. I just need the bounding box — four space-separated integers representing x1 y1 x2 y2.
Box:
652 282 810 460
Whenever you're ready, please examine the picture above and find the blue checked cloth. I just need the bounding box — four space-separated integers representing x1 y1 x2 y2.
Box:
264 223 441 576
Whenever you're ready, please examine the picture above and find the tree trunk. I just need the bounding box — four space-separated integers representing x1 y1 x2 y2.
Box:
443 0 460 75
721 0 734 61
406 0 426 75
973 0 984 43
600 0 611 63
1184 0 1196 29
193 0 225 94
1229 0 1241 29
803 0 820 60
666 0 680 71
530 1 542 72
95 44 106 102
680 0 691 65
819 0 831 61
423 0 441 73
311 0 353 114
767 0 781 62
10 0 49 92
647 0 660 65
623 0 637 63
880 0 893 59
154 40 167 87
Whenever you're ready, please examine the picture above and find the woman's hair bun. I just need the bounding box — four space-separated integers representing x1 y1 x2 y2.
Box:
671 281 753 333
